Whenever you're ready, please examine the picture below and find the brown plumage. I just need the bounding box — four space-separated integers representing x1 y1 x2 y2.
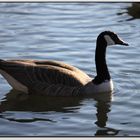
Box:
0 59 92 96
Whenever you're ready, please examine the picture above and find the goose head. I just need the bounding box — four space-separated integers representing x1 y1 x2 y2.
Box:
97 31 129 47
92 31 129 90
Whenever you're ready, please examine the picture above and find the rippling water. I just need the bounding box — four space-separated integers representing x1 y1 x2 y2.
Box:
0 2 140 136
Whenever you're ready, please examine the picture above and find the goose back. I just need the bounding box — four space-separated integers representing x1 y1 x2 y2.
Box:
0 60 92 95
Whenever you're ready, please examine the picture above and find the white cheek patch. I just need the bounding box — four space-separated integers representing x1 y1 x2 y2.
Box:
104 35 115 46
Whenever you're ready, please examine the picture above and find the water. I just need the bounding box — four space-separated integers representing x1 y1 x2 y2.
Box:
0 2 140 136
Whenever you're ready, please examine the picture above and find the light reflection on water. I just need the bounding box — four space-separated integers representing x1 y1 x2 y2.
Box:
0 2 140 136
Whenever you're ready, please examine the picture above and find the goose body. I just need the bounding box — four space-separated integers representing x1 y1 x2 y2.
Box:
0 31 128 96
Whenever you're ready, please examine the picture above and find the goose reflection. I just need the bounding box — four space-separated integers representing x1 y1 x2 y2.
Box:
95 127 119 136
95 100 111 127
0 90 83 113
94 93 119 136
0 89 115 136
94 100 119 136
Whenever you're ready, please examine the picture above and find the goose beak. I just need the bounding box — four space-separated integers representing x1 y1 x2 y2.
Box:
120 41 129 46
117 38 129 46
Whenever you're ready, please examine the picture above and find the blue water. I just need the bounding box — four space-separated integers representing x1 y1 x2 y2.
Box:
0 2 140 136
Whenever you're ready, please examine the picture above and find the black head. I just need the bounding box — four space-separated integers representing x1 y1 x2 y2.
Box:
97 31 129 47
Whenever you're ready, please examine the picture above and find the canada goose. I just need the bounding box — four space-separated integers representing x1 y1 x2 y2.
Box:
0 31 128 96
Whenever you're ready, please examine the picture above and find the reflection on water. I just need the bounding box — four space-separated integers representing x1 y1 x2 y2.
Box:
0 90 113 133
95 127 119 136
95 101 111 127
95 101 119 136
0 90 117 136
0 90 83 113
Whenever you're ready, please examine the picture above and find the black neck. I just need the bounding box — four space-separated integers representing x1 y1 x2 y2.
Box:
93 41 111 84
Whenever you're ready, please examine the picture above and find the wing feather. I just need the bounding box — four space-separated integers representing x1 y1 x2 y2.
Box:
0 60 91 89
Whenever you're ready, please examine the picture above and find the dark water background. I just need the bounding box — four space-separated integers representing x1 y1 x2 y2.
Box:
0 2 140 136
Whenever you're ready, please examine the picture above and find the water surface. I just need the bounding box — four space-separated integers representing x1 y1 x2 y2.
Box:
0 2 140 136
